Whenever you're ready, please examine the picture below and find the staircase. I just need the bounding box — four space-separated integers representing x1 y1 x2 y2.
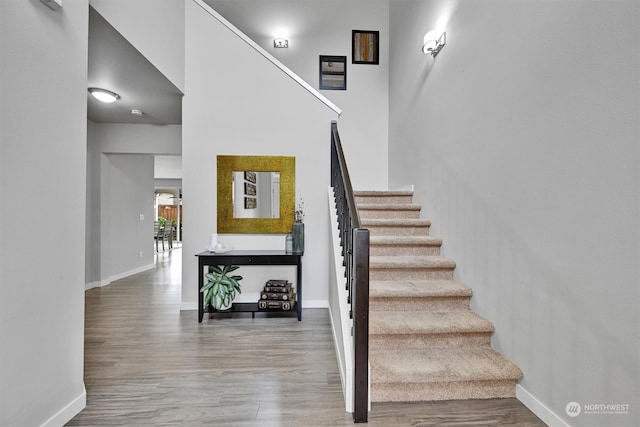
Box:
355 190 523 402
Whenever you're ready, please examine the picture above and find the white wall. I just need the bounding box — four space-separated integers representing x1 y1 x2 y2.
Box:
101 154 155 281
90 0 185 92
183 0 339 309
0 1 88 425
155 155 183 179
207 0 390 190
92 123 182 155
388 1 639 426
86 123 181 287
86 121 102 286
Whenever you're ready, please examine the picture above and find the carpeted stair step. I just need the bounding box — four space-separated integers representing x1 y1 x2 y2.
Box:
370 235 442 256
370 255 456 280
370 280 472 311
361 218 431 236
369 347 524 402
354 190 414 205
370 310 494 350
358 203 422 219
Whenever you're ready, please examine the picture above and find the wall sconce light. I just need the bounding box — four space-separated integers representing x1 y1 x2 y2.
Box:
88 88 120 103
422 30 446 57
273 38 289 48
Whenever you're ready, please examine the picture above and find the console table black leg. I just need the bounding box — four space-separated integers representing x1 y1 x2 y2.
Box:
297 258 302 321
198 262 204 323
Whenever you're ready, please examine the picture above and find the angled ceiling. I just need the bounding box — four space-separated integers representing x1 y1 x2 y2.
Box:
87 7 182 125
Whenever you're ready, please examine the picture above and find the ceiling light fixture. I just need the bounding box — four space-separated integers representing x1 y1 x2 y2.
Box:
88 88 120 103
273 38 289 48
131 109 144 116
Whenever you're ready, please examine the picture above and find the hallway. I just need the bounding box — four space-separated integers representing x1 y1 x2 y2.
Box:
68 248 545 426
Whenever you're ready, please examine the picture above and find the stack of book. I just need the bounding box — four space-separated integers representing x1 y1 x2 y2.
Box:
257 279 296 311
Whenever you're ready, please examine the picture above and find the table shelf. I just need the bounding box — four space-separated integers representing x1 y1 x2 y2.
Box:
205 302 298 319
196 250 303 322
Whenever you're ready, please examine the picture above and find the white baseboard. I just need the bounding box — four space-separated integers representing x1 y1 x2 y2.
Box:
41 384 86 427
302 299 328 308
517 385 570 427
85 264 154 291
109 264 154 283
84 280 102 291
393 184 415 192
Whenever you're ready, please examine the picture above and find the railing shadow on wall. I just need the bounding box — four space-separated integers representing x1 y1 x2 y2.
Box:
329 120 370 423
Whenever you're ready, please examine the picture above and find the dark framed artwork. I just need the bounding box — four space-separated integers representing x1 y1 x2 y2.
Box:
244 197 257 209
319 55 347 90
352 30 379 65
244 171 256 183
244 182 257 196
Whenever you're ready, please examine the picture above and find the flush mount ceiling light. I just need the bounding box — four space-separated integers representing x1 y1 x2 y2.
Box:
88 88 120 103
422 30 446 57
273 38 289 48
131 109 144 116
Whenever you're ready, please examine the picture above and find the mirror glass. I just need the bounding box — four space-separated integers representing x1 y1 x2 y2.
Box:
232 171 280 219
217 156 294 234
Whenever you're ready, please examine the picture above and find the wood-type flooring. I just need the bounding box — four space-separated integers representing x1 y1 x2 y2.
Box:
68 247 546 426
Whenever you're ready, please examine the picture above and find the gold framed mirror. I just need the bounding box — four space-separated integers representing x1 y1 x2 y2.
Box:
217 155 295 234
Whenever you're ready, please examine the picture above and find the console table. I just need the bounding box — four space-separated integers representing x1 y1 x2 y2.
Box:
196 250 302 322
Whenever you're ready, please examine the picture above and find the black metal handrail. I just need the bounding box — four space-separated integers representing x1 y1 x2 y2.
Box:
330 120 370 423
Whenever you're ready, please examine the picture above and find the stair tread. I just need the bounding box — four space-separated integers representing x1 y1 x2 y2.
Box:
370 255 456 269
354 190 414 196
361 218 431 226
358 203 422 210
370 280 472 298
370 347 523 384
370 310 494 335
370 236 442 245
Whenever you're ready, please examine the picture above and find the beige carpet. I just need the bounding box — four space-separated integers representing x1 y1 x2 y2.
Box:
355 190 523 402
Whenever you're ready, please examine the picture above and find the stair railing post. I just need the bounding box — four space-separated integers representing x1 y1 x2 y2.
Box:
352 227 370 423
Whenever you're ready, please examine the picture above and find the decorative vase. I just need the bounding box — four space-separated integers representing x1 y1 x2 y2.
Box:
285 232 293 253
292 222 304 254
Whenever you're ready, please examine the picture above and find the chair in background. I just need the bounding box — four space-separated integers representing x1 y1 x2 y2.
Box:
163 222 173 250
154 221 164 252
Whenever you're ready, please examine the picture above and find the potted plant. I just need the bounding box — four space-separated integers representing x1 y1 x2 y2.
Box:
200 265 243 311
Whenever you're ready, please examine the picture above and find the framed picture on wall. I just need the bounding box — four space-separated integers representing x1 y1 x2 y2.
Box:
244 182 257 196
244 171 256 183
319 55 347 90
244 197 257 209
352 30 379 65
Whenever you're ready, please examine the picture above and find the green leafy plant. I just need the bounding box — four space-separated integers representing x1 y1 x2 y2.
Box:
157 216 167 227
200 265 243 311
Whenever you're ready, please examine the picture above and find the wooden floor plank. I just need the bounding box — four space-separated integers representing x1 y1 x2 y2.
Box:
67 247 546 426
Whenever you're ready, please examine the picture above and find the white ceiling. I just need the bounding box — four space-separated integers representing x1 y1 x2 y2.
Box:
87 7 182 125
